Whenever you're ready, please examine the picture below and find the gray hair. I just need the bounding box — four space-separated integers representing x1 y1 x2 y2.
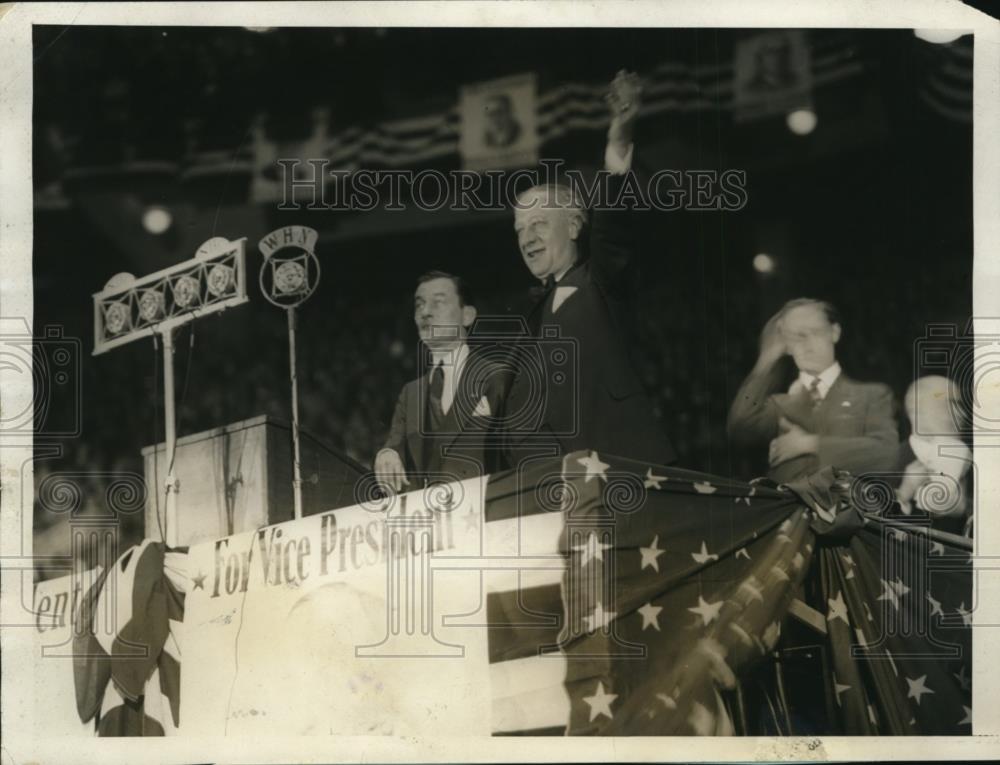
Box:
514 183 589 229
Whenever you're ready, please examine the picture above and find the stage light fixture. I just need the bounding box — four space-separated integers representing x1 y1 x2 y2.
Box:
171 275 201 309
753 253 776 274
786 109 817 136
914 29 966 44
103 301 130 335
138 289 165 322
142 206 173 235
206 263 236 297
94 237 248 355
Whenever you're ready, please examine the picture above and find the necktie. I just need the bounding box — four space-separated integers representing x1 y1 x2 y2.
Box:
429 363 445 415
808 377 823 409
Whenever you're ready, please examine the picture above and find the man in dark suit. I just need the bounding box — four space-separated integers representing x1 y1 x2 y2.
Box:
375 271 509 492
727 298 900 483
501 70 676 468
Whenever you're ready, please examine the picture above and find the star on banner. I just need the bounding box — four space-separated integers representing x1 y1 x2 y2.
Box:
959 705 972 726
583 681 617 722
930 541 945 556
192 571 207 590
691 541 719 564
644 468 667 489
584 602 617 632
688 595 723 626
735 547 751 560
640 534 665 572
638 602 663 631
573 532 611 567
577 451 609 482
692 481 717 494
905 675 935 705
827 591 849 624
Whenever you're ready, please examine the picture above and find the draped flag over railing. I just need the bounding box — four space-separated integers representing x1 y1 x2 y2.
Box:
54 453 972 736
817 514 972 734
72 540 187 736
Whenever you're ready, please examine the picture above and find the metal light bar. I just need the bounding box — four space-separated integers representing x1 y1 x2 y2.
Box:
92 236 248 356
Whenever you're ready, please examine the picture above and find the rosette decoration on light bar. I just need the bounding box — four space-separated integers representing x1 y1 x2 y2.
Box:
92 237 249 355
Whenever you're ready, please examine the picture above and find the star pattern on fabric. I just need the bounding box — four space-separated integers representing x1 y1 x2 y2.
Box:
841 553 856 580
577 451 609 483
584 601 617 633
582 681 617 722
691 541 718 564
573 532 612 567
862 602 875 623
956 601 973 627
643 468 667 489
927 592 944 617
735 547 751 560
959 705 972 726
688 595 723 626
833 675 851 707
192 571 207 590
639 534 665 572
638 602 663 631
930 541 945 556
827 591 849 624
954 665 971 691
692 481 717 494
877 578 901 611
905 675 935 705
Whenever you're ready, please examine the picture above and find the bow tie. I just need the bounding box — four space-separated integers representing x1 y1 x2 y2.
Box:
529 276 556 302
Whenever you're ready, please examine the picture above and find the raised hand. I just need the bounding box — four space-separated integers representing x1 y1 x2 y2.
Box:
755 310 788 371
606 69 642 152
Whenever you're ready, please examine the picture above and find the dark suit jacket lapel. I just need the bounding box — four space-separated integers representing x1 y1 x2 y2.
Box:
405 376 426 474
817 374 853 423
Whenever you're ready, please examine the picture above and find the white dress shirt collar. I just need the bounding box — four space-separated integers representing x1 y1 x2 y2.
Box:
791 361 842 400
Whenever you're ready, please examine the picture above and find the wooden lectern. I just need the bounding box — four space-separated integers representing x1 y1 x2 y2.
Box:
141 415 367 546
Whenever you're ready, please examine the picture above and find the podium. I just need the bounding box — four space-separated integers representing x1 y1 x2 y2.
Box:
141 415 367 546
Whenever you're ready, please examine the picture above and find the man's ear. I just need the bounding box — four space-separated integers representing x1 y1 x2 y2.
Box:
831 323 842 344
461 305 477 329
567 212 583 241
